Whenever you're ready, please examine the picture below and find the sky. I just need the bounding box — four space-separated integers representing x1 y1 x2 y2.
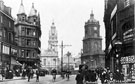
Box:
3 0 105 57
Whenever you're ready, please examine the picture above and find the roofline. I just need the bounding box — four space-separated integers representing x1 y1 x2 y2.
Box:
0 10 14 21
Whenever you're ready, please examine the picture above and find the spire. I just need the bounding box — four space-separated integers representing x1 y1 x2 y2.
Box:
51 20 55 28
18 0 25 14
90 10 94 19
29 3 37 16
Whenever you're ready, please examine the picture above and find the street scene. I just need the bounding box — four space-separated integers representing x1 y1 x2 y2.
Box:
0 0 135 84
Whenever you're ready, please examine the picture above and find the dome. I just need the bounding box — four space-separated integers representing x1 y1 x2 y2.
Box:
88 10 98 23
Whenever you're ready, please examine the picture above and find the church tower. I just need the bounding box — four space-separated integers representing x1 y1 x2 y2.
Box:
48 22 58 52
82 11 104 69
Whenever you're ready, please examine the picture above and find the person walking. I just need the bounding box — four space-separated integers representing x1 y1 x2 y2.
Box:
26 68 31 82
75 70 84 84
36 69 40 82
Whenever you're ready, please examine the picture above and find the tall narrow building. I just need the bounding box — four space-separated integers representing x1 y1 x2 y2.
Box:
81 11 105 69
14 1 41 68
41 22 58 73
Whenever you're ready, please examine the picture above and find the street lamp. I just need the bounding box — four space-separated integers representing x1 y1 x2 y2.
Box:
114 40 122 72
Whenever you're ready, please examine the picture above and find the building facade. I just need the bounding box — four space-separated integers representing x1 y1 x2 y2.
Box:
41 22 59 72
81 11 105 70
0 0 19 71
104 0 135 82
14 1 41 69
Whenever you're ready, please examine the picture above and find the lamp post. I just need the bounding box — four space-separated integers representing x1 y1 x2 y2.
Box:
114 40 122 72
51 41 71 72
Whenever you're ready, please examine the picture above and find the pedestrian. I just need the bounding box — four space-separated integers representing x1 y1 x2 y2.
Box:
36 69 40 82
75 70 84 84
26 68 31 82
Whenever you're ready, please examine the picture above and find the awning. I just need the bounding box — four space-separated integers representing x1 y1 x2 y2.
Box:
11 57 22 66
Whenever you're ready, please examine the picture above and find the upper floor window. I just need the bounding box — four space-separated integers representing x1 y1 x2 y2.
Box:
3 29 6 38
124 0 130 7
9 21 11 27
8 33 13 43
0 16 3 23
44 59 46 65
22 17 25 22
94 33 98 37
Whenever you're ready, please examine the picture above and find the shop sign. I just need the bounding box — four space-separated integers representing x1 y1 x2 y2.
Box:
120 55 135 64
123 29 133 42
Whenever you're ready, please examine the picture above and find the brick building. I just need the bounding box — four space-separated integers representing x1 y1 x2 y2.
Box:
0 0 19 71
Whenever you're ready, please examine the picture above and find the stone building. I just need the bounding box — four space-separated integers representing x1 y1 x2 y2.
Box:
104 0 135 82
0 0 20 71
40 22 59 72
81 11 105 70
14 1 41 68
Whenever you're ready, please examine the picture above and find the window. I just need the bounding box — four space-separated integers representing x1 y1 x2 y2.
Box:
0 1 4 10
9 21 11 27
124 0 129 7
3 29 6 40
0 16 3 23
2 45 9 54
21 27 25 35
8 33 13 43
94 27 97 30
33 31 36 36
44 59 46 65
21 50 24 57
0 30 2 40
11 48 17 56
26 50 30 58
26 39 31 46
22 16 25 22
94 33 98 37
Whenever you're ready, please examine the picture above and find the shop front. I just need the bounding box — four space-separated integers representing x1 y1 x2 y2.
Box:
120 55 135 82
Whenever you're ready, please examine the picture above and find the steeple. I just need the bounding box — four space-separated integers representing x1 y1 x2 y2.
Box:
18 0 25 14
29 3 37 16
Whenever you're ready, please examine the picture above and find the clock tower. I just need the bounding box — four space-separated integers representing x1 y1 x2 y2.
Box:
82 11 104 69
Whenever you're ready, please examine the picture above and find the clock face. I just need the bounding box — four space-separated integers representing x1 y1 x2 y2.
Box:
94 27 97 30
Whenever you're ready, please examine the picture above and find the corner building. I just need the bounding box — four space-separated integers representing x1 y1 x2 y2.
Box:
14 1 41 68
81 11 105 70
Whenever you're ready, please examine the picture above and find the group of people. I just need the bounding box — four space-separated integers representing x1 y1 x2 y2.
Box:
21 68 40 82
75 65 125 84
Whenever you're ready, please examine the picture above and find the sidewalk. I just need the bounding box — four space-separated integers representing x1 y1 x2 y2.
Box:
0 74 36 82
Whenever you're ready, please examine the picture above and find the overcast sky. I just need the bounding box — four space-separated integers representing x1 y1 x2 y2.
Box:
4 0 105 57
